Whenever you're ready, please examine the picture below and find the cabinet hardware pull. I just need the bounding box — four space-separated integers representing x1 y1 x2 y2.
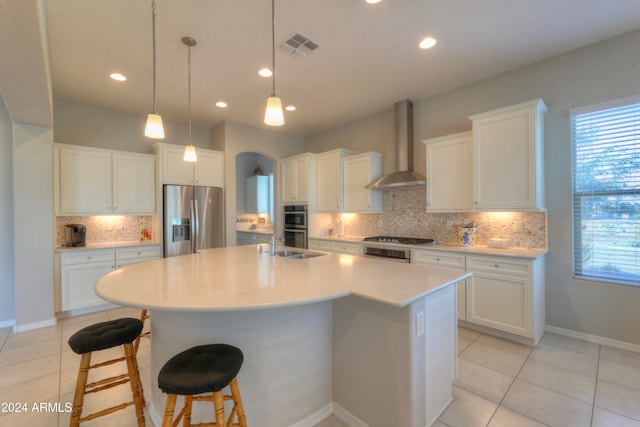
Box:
87 256 92 259
494 264 499 268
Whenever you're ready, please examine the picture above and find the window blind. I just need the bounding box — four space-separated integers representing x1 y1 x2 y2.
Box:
572 102 640 285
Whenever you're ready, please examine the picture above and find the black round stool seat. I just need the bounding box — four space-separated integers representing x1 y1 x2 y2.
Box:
158 344 244 396
68 318 143 354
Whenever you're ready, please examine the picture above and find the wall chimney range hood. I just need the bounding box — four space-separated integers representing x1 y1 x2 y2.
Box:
366 100 426 189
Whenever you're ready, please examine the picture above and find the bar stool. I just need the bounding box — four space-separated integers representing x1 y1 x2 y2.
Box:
134 309 151 353
158 344 247 427
67 318 146 427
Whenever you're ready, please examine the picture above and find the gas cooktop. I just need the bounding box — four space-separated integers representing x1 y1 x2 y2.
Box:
363 236 434 245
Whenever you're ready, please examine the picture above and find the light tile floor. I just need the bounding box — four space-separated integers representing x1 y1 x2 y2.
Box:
1 308 639 427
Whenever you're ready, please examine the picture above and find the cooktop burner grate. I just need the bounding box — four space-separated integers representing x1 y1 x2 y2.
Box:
363 236 434 245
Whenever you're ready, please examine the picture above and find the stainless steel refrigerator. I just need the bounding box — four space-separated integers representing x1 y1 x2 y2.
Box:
163 185 224 257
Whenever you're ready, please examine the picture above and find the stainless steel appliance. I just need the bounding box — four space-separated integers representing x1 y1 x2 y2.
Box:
163 185 224 257
64 224 86 247
362 236 434 263
283 205 307 249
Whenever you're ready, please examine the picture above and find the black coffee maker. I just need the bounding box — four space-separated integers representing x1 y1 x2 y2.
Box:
64 224 86 247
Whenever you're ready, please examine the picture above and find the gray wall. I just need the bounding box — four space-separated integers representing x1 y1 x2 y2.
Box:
53 98 211 154
0 95 15 325
307 29 640 345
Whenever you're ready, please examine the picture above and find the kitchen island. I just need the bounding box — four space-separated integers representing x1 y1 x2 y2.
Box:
96 245 470 427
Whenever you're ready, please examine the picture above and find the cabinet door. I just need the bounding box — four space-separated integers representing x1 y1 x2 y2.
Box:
466 272 531 337
282 159 297 202
343 153 383 213
161 145 195 185
424 132 473 212
61 261 114 311
112 153 156 214
60 147 112 214
293 157 309 202
471 99 546 211
195 150 224 187
316 150 354 212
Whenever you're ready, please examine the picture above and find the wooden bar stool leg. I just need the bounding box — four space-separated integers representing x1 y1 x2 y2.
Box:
123 343 146 426
70 352 92 427
162 394 177 427
229 378 247 427
183 395 194 427
213 391 227 427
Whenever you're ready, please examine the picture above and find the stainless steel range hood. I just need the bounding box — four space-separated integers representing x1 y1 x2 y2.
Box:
366 100 426 189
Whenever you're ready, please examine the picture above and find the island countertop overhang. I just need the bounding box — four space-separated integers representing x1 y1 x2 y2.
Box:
96 245 471 312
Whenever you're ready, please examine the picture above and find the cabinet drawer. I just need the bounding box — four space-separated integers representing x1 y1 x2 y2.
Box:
466 256 531 276
116 246 162 261
413 250 465 269
333 242 361 255
61 250 115 266
309 240 333 251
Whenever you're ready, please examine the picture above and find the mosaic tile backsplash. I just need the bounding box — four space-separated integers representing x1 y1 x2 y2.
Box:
56 216 155 246
328 187 546 249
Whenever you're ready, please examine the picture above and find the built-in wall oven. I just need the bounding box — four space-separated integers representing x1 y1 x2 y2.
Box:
283 205 307 249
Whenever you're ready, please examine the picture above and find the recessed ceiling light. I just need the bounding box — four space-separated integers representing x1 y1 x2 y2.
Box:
285 105 296 111
110 73 126 81
215 101 228 108
418 37 437 50
365 0 381 4
258 68 272 77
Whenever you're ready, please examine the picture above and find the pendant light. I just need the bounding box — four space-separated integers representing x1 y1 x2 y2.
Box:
264 0 284 126
144 0 165 139
182 37 197 162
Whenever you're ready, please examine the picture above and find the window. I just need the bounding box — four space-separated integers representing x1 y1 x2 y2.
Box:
572 99 640 285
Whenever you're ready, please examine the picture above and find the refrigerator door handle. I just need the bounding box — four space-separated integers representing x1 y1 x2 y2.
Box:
193 198 200 252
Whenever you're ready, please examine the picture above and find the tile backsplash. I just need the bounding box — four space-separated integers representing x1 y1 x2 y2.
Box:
323 187 547 249
56 216 155 246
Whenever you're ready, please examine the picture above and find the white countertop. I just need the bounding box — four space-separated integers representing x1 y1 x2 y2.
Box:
55 241 161 252
96 245 470 312
310 235 547 259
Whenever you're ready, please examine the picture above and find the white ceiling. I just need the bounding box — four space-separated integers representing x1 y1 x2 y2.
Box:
33 0 640 135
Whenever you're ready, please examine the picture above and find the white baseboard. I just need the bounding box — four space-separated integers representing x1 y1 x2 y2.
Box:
332 402 370 427
0 318 15 329
13 317 57 333
545 325 640 353
287 403 334 427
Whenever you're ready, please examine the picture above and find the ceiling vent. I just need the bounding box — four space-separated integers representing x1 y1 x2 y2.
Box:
279 33 319 59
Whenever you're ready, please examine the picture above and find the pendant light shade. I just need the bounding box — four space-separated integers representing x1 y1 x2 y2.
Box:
145 113 165 139
264 0 284 126
182 36 197 162
265 95 284 126
145 0 165 139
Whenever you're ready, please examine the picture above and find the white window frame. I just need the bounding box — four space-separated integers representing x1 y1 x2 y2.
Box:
571 95 640 286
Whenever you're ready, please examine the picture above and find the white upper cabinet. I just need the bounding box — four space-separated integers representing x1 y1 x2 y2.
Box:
316 149 355 213
423 131 473 212
470 99 547 211
281 153 317 207
157 143 224 187
57 144 155 215
343 152 383 213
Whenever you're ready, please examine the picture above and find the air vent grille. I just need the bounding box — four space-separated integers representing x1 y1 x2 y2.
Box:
279 33 319 59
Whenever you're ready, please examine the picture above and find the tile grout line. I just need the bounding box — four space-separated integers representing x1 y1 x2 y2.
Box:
590 344 601 427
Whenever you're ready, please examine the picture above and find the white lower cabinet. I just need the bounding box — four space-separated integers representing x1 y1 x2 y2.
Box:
236 231 272 246
308 239 361 255
413 250 467 320
58 245 162 313
413 249 545 345
59 249 115 312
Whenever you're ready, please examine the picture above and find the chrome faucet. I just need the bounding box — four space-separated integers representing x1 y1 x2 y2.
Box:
270 235 283 255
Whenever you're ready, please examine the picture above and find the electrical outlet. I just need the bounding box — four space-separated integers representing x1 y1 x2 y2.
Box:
514 220 524 233
446 220 454 227
416 311 424 337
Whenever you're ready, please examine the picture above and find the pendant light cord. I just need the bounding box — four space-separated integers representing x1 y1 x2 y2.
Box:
151 0 158 114
188 43 192 146
271 0 276 96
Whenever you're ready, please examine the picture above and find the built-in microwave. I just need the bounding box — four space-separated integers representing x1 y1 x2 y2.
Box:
283 205 307 229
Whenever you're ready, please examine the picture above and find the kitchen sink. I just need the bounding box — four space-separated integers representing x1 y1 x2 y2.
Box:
275 249 325 259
